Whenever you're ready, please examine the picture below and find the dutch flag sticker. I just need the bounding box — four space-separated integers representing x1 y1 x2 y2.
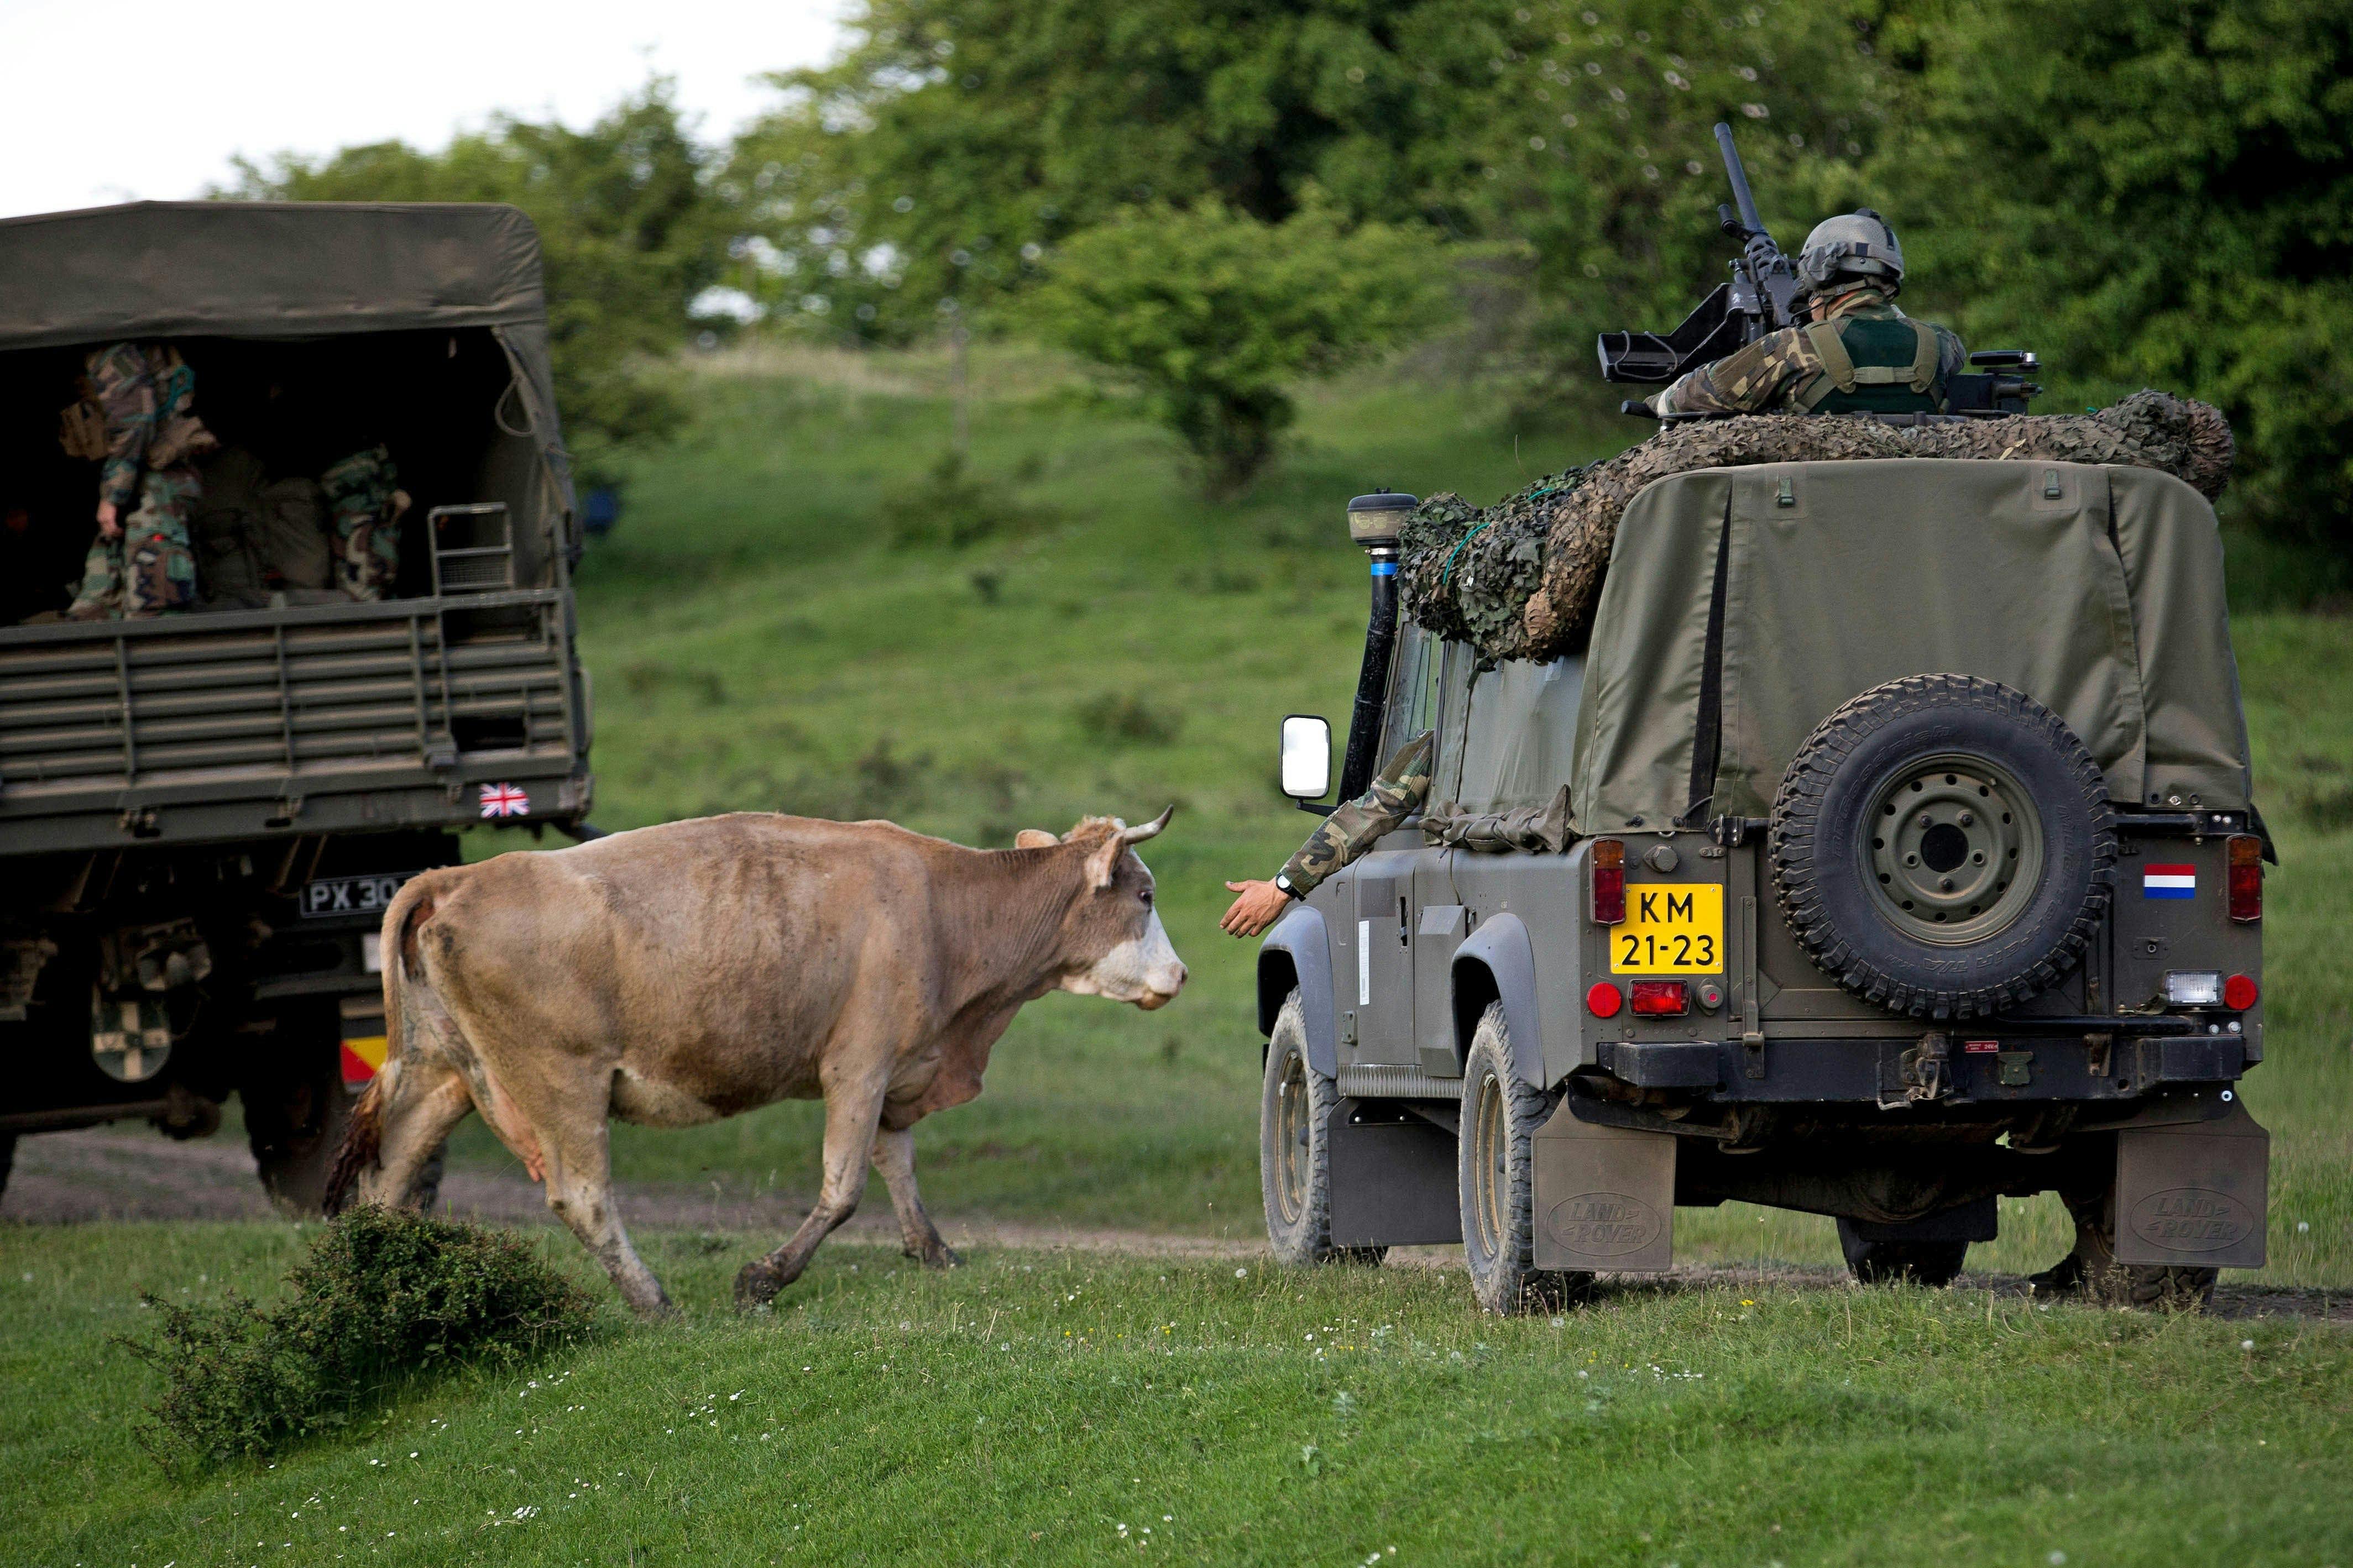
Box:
2143 864 2197 899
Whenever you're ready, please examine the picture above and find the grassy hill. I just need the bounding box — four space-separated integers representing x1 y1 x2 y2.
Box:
9 347 2351 1567
432 343 2352 1286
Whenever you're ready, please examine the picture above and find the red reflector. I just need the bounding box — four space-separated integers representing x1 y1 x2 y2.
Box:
1630 980 1689 1017
2224 973 2258 1011
1593 867 1625 925
1586 982 1624 1019
2226 834 2262 922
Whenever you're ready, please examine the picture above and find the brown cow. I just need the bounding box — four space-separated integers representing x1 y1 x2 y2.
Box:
325 808 1185 1314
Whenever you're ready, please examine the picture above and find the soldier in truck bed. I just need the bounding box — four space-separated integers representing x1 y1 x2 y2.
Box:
63 342 216 618
1649 210 1967 418
1221 730 1433 938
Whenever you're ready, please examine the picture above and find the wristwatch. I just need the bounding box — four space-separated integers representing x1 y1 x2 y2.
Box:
1273 871 1303 898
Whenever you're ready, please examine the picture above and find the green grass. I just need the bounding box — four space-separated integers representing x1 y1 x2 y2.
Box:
6 1223 2349 1567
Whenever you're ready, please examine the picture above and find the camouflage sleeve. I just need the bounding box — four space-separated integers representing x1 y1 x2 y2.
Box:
1934 323 1969 404
1651 324 1826 416
1277 730 1435 896
88 343 156 511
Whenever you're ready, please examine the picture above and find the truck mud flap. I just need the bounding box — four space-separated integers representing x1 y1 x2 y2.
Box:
1329 1102 1461 1248
2113 1100 2268 1269
1531 1105 1676 1273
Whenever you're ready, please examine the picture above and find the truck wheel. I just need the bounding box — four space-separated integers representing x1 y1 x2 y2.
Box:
2035 1187 2219 1310
1772 674 2115 1020
1259 990 1384 1268
1458 1004 1587 1315
0 1132 14 1207
1836 1219 1968 1287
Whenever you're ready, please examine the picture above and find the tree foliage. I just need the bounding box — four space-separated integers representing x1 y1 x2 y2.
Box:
1871 0 2353 559
1024 204 1450 494
226 83 728 487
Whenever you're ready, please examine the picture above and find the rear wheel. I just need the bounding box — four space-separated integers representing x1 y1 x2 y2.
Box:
1836 1220 1968 1287
1259 990 1383 1268
0 1132 14 1208
244 1003 446 1215
1458 1004 1586 1315
2035 1184 2218 1310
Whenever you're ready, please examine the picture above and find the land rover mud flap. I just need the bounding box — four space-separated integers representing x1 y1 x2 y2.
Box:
1531 1105 1676 1272
2113 1100 2268 1269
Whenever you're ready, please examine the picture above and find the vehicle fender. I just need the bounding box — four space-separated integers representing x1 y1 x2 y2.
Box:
1453 913 1545 1088
1258 903 1336 1079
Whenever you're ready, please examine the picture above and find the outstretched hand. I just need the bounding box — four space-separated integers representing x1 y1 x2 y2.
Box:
1221 879 1293 938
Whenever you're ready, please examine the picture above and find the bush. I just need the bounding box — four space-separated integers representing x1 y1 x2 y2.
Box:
879 453 1056 549
121 1208 594 1468
1075 693 1183 746
1024 204 1450 497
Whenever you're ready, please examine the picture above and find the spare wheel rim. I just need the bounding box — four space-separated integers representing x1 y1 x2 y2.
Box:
1860 751 2046 946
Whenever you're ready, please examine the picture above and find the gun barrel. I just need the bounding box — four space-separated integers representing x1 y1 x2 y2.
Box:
1713 122 1767 239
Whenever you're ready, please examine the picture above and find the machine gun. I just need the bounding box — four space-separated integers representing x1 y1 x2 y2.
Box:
1596 123 1801 387
1597 123 2042 417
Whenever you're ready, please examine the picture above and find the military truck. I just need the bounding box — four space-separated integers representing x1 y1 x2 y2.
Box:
0 202 594 1211
1259 463 2268 1311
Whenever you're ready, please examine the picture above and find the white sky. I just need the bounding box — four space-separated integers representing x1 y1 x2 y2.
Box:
0 0 851 218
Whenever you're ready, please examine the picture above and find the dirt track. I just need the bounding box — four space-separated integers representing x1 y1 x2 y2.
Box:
7 1125 2344 1321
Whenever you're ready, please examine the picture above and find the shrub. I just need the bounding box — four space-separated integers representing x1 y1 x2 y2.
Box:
122 1208 594 1468
1024 204 1450 497
880 453 1056 549
1075 693 1183 746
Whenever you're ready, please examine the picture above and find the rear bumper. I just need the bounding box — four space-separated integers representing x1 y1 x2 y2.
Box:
1598 1026 2249 1104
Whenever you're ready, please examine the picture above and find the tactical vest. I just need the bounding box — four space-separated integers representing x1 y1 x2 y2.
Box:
1793 316 1944 414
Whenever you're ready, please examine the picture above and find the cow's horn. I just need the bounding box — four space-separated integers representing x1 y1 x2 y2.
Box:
1120 806 1175 845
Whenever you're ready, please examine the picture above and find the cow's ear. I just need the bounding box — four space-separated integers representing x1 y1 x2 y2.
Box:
1013 829 1059 849
1083 833 1125 889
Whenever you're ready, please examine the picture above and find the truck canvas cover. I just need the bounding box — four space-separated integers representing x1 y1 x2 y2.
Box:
1570 460 2252 831
0 200 567 510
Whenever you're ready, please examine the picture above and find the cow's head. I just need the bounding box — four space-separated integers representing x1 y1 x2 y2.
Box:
1016 807 1188 1010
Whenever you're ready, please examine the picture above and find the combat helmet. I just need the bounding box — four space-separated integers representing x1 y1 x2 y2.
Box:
1796 208 1904 291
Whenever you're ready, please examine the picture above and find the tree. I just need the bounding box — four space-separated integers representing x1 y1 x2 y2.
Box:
1024 203 1450 495
225 83 728 487
1867 0 2353 565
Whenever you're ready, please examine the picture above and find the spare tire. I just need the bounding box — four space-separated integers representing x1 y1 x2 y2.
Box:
1771 674 2115 1020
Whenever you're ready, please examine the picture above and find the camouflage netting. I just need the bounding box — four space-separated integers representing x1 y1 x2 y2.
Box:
1400 391 2235 665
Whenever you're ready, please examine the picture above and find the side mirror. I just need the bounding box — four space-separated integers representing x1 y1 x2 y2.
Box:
1280 715 1332 800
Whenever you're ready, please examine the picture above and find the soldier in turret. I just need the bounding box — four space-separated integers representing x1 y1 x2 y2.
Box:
1649 211 1967 418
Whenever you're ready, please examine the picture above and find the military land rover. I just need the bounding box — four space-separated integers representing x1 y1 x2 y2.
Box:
0 202 594 1210
1258 459 2270 1312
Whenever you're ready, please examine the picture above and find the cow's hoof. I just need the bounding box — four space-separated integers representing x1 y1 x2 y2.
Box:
734 1261 786 1310
921 1242 964 1271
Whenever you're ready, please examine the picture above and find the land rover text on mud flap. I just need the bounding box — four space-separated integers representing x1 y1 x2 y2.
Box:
1258 468 2267 1312
0 202 594 1212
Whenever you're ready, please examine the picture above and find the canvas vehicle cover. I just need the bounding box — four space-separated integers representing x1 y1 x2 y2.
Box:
1568 460 2251 831
0 200 572 541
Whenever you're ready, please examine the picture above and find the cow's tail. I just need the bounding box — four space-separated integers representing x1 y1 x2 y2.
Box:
323 874 443 1216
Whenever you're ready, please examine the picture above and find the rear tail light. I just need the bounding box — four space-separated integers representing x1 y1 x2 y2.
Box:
2224 973 2258 1011
2162 971 2223 1007
1630 980 1690 1017
1592 838 1625 925
1586 982 1624 1019
2227 834 2262 922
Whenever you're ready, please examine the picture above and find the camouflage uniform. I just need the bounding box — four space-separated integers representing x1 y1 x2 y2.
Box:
321 445 406 601
1651 290 1967 418
1276 730 1435 898
65 343 213 620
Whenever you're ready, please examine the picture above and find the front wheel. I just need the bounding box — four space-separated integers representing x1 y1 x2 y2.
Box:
1259 990 1383 1268
1836 1220 1968 1287
1458 1004 1587 1315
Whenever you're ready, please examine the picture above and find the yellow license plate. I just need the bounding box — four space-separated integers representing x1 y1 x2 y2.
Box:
1610 882 1725 974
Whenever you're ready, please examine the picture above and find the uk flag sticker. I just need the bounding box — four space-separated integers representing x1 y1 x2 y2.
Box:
478 782 531 819
2142 864 2196 899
